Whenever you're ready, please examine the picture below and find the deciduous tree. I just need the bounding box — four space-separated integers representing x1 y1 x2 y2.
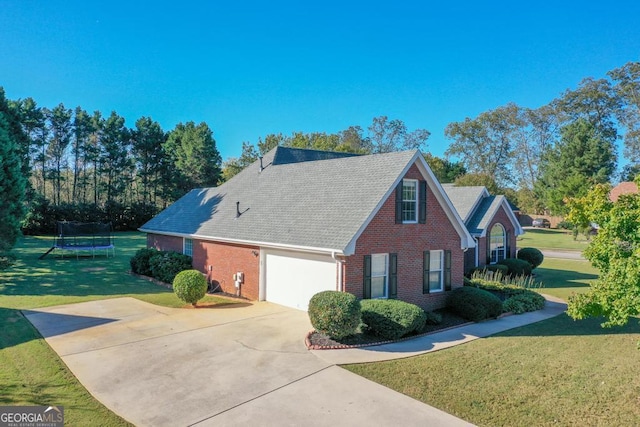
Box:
536 119 616 215
566 181 640 327
445 103 521 186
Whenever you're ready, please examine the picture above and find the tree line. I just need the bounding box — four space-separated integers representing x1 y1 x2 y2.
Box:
445 62 640 215
0 88 222 234
1 61 638 244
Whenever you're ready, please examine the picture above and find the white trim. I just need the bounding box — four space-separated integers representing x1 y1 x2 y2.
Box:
344 151 476 254
140 228 345 256
183 237 193 256
401 179 418 224
428 249 444 293
477 197 525 238
489 223 506 264
370 253 389 299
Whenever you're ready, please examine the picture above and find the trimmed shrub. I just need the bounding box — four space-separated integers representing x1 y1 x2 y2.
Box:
498 258 532 277
447 287 503 322
308 291 361 340
517 247 544 269
503 293 545 314
360 299 427 340
425 310 442 325
130 247 160 276
149 251 193 284
173 269 208 306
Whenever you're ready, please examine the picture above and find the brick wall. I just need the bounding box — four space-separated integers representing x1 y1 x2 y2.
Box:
147 233 183 253
477 206 518 268
146 233 260 300
193 240 260 300
344 164 465 311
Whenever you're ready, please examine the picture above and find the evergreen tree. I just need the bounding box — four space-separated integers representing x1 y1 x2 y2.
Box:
0 113 26 255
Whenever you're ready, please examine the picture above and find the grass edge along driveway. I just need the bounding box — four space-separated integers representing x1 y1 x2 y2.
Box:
0 233 233 426
345 256 640 426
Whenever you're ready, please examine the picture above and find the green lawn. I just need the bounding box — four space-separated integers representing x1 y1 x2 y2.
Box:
518 227 591 251
534 257 599 301
345 314 640 426
345 248 640 426
0 232 232 425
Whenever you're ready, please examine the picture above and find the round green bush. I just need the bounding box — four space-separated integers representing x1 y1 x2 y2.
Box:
497 258 533 277
360 299 427 340
149 251 193 283
173 269 208 306
517 247 544 269
447 287 503 321
130 247 160 276
308 291 361 340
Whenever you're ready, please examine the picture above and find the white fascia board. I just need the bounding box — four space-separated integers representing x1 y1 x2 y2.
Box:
138 228 344 256
414 154 476 250
344 151 476 255
476 197 525 238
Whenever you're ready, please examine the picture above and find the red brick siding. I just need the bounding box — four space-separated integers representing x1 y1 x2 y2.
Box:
477 206 518 268
193 241 260 300
147 234 183 253
146 233 260 300
344 164 466 311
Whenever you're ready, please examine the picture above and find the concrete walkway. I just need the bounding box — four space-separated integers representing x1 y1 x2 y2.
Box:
24 298 474 427
312 294 567 365
541 249 585 260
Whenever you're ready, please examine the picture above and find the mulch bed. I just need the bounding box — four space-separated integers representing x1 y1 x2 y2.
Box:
307 309 471 349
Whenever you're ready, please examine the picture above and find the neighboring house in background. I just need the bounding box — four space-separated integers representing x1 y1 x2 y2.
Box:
609 181 639 202
442 184 524 274
140 147 475 311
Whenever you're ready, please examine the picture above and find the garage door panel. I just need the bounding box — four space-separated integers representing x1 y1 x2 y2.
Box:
264 250 336 310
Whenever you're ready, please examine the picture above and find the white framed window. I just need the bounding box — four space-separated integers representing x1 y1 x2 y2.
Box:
428 250 444 292
490 224 506 264
183 238 193 257
402 179 418 223
370 253 389 299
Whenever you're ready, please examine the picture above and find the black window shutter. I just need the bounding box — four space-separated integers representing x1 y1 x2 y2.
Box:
444 250 452 291
423 251 430 294
395 181 403 224
419 180 427 224
389 253 398 299
363 255 372 299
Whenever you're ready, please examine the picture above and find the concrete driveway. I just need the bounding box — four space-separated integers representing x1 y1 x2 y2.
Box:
24 298 471 426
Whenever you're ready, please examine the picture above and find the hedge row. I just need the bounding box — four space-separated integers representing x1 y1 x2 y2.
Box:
308 291 440 340
130 247 192 284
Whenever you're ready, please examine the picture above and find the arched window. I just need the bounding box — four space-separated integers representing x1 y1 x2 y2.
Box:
490 224 506 264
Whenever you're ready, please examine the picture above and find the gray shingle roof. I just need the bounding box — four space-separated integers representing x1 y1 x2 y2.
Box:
441 184 488 222
466 195 503 235
140 147 421 254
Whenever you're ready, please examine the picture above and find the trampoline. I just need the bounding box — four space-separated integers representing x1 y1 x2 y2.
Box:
40 221 115 259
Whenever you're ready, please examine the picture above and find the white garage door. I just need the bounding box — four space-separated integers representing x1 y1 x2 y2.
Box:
264 249 337 310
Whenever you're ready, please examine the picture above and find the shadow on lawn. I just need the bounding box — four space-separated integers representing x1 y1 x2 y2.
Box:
0 263 170 298
534 268 598 290
499 313 640 338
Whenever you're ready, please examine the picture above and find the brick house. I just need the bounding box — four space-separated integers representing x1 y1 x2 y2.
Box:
442 184 524 273
140 147 476 311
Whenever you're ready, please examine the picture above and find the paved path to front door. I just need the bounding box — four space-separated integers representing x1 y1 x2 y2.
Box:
25 298 472 426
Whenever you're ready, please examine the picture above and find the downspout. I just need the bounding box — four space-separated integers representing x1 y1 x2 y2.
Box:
332 251 344 292
474 237 479 267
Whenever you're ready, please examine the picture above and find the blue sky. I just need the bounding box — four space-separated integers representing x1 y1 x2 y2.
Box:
1 1 639 163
